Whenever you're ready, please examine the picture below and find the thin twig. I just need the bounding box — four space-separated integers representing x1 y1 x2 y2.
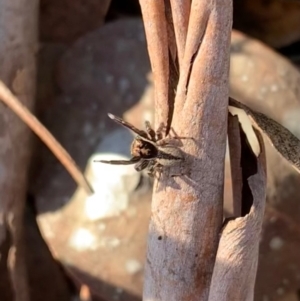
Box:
0 80 93 194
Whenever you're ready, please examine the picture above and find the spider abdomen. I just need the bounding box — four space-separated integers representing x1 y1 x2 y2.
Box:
156 146 183 167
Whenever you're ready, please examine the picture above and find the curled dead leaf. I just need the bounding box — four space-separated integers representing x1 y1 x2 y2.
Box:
229 97 300 174
210 116 267 301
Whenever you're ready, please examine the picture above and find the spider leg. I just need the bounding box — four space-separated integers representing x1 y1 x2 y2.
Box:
155 122 165 141
144 121 156 141
168 126 178 139
156 136 193 146
170 164 188 178
134 160 149 172
154 123 185 141
147 161 163 179
145 160 153 177
145 160 155 177
151 162 163 190
136 135 157 146
107 113 148 138
170 171 185 177
94 156 140 165
166 127 194 142
155 165 163 181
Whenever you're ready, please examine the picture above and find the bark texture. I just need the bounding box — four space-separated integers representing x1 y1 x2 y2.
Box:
0 1 38 300
141 1 233 300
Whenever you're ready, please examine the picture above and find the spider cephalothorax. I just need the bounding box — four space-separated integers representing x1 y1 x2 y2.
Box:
94 113 185 177
131 137 158 159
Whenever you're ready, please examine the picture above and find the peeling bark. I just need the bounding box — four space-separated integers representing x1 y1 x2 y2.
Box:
0 1 38 300
209 130 266 301
227 114 243 217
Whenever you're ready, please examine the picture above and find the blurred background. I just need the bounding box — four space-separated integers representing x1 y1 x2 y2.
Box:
1 0 300 300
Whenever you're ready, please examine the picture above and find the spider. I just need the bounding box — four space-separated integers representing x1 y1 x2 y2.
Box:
94 113 185 177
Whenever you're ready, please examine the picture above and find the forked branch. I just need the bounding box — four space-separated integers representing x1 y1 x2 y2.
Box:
141 1 233 300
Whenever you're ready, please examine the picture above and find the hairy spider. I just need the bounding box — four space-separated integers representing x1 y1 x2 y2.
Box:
94 113 185 177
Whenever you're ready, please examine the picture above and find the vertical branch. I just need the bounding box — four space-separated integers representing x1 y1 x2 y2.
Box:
0 0 38 300
143 1 233 300
139 1 170 132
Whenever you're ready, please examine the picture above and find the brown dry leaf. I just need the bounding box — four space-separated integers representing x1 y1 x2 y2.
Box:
228 105 261 156
229 97 300 174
